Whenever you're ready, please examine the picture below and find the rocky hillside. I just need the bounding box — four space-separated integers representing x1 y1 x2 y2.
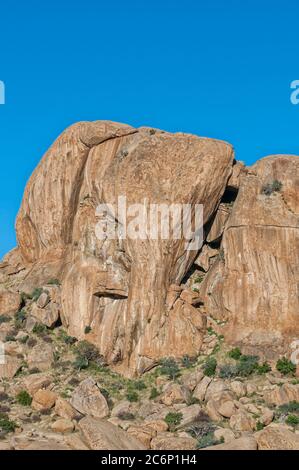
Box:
0 121 298 450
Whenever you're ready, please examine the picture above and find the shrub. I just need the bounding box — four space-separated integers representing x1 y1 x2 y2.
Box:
228 347 242 360
187 422 216 440
181 355 197 369
256 362 271 375
202 357 217 377
14 310 26 327
149 387 159 400
276 357 296 376
84 326 92 334
159 358 180 380
130 380 146 391
165 412 182 431
262 180 283 196
47 278 60 286
75 340 102 362
27 338 37 348
32 323 48 336
0 314 10 325
31 287 43 301
0 413 17 433
117 411 135 421
16 390 32 406
73 355 89 371
219 364 238 379
278 401 299 414
126 391 139 402
236 355 259 377
0 392 9 402
256 421 264 431
196 433 222 449
286 414 299 426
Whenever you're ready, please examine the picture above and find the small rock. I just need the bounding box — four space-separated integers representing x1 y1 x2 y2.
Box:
193 376 212 401
229 410 256 432
51 418 74 434
230 381 246 398
127 424 156 447
36 292 50 309
217 400 237 418
54 397 79 420
32 389 57 411
214 427 235 443
160 383 190 406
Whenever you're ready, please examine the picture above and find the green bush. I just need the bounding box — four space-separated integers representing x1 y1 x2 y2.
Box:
0 314 10 325
228 347 242 360
73 355 89 370
202 357 217 377
14 310 27 329
276 357 296 376
32 323 48 336
286 414 299 426
149 387 159 400
262 180 283 196
196 433 223 449
84 326 92 334
219 364 238 379
0 413 17 433
165 412 182 431
47 278 60 286
31 287 44 301
159 358 180 380
236 355 259 377
256 421 264 431
256 362 271 375
278 401 299 414
130 380 146 391
73 340 105 370
181 355 197 369
126 391 139 402
16 390 32 406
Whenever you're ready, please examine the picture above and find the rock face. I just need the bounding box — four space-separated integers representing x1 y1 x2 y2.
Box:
1 120 299 376
12 121 234 375
200 156 299 358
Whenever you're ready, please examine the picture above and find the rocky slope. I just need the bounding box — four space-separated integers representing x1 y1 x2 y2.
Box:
0 121 298 449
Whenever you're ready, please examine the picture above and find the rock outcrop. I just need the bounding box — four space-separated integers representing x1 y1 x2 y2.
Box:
1 121 298 375
5 121 235 375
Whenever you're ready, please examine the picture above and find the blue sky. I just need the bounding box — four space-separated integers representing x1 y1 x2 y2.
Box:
0 0 299 258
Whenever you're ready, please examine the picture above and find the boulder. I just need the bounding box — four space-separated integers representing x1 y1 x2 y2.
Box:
160 383 190 406
193 376 212 402
200 156 299 358
202 436 257 450
79 416 146 450
15 121 234 374
32 389 57 411
70 377 109 418
151 435 197 450
0 289 21 315
263 383 299 405
229 410 256 432
51 418 74 434
27 344 54 371
255 425 299 450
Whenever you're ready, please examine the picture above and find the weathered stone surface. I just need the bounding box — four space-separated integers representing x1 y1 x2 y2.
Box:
0 357 21 379
202 436 257 450
230 380 247 398
32 389 57 411
70 377 109 418
22 373 51 395
151 435 197 450
54 396 79 420
229 410 256 431
255 425 299 450
263 383 299 405
177 404 203 428
0 289 21 315
193 376 212 402
160 383 190 406
51 418 74 434
14 121 234 375
181 369 204 392
64 434 90 450
27 343 54 371
31 302 59 328
127 424 156 447
200 156 299 358
79 416 146 450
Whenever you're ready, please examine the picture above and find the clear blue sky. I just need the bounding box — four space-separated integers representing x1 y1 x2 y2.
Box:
1 0 299 258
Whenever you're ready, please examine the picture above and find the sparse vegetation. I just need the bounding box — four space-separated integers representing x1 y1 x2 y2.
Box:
0 413 17 433
32 323 48 336
0 314 10 324
262 179 283 196
16 390 32 406
149 387 159 400
31 287 44 301
219 363 238 379
286 414 299 426
84 326 92 334
256 421 264 431
47 278 60 286
181 355 197 369
236 355 259 377
202 357 217 377
165 412 182 431
228 347 242 360
126 390 139 402
278 401 299 414
276 357 296 376
117 411 135 421
158 358 180 380
256 362 271 375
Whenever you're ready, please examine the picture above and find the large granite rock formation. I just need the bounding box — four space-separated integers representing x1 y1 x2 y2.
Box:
1 121 298 374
